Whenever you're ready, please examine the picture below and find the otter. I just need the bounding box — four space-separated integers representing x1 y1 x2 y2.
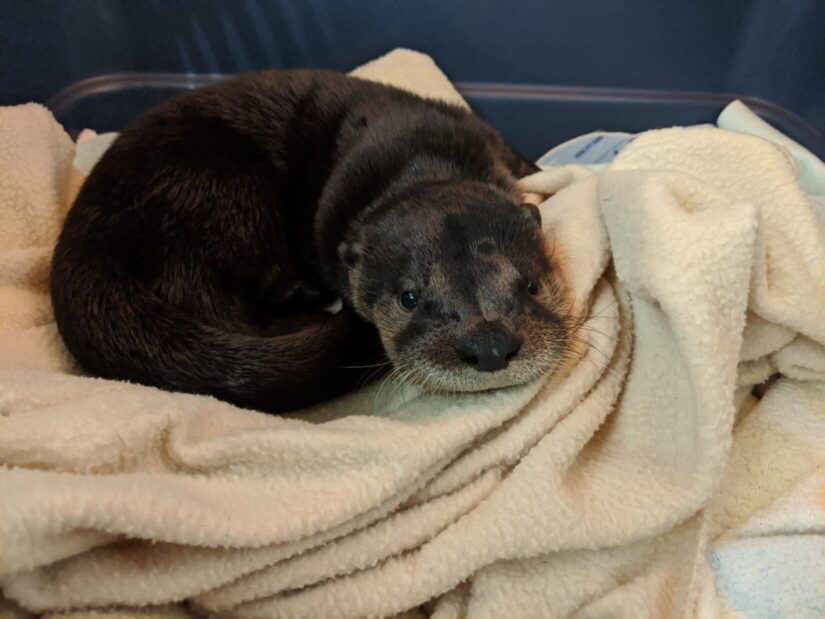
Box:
50 70 573 413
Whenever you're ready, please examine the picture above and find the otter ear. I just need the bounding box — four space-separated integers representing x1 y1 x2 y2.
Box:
518 202 542 227
338 241 365 269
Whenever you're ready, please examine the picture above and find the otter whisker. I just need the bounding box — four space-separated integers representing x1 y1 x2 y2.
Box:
409 367 443 396
373 365 402 411
341 360 393 370
561 333 623 380
579 347 623 380
559 347 606 378
420 367 449 395
568 332 617 365
584 301 619 322
355 363 392 391
574 325 620 343
562 297 618 331
569 325 618 346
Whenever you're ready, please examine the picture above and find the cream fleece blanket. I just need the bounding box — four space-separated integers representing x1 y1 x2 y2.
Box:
2 50 825 618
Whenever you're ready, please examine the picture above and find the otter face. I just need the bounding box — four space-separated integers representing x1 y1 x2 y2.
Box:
341 180 573 392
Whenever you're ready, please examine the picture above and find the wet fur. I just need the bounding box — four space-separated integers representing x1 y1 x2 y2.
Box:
51 69 569 413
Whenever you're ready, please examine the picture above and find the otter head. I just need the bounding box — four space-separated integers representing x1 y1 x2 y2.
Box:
339 179 572 392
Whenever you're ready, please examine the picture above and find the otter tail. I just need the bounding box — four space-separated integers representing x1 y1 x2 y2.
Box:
50 260 383 413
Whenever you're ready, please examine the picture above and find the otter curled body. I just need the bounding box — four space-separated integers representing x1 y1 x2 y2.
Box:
51 70 572 413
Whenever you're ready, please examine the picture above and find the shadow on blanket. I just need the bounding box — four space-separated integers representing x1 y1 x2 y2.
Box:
1 49 824 618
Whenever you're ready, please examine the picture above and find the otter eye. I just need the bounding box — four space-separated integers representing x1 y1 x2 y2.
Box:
527 279 540 296
399 290 418 311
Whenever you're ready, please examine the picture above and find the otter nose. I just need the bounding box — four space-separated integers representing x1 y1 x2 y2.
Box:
457 325 522 372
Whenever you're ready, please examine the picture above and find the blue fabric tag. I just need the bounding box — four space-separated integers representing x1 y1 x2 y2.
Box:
537 133 635 167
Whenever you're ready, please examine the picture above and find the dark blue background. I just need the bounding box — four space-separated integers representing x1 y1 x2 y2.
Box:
2 0 824 147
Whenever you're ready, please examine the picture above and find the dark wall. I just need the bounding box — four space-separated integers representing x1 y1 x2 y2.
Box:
2 0 824 133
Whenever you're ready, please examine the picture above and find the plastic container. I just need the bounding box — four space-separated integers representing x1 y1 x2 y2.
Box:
47 73 825 162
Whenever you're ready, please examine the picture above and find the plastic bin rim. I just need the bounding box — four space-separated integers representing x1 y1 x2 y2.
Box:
46 71 823 149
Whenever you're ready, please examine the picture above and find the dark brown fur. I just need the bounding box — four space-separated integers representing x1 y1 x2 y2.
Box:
51 69 570 413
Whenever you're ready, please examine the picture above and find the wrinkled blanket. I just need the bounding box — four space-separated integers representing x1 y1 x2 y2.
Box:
1 49 824 618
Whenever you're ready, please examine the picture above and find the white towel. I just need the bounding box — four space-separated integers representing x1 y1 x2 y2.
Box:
1 49 824 618
717 99 825 196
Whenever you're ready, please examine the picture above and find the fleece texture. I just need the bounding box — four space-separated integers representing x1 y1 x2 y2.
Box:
1 49 824 618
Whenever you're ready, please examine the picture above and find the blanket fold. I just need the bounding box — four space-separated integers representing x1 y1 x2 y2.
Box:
1 49 824 618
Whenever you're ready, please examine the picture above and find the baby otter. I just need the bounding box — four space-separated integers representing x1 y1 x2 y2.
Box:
51 70 572 413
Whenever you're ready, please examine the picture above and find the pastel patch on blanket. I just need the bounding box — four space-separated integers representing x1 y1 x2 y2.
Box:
1 49 825 618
